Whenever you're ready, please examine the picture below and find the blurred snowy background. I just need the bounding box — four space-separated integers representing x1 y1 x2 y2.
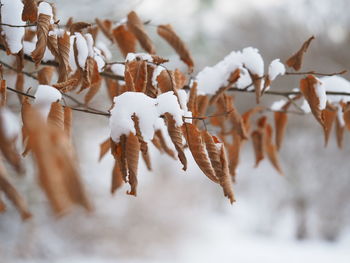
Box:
1 0 350 262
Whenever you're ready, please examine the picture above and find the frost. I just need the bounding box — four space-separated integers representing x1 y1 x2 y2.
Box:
0 108 20 139
270 99 287 111
1 0 25 54
109 91 185 143
74 33 89 68
34 85 62 118
126 53 153 62
268 59 285 81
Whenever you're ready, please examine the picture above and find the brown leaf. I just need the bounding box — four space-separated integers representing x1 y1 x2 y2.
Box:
300 75 324 126
84 61 102 105
218 145 236 203
248 72 262 104
70 22 91 34
193 95 209 126
25 107 91 215
322 107 336 147
31 14 51 67
182 123 217 181
95 18 114 42
0 160 32 220
0 113 23 173
0 197 5 213
111 161 124 194
125 132 140 196
251 130 264 167
0 79 6 106
226 95 248 140
242 106 264 134
335 113 345 149
112 25 137 58
156 69 174 93
187 81 198 113
264 124 284 175
165 113 187 170
22 0 38 23
210 69 240 105
286 36 315 71
38 66 54 85
174 69 187 90
145 64 158 98
126 60 148 93
274 111 288 151
99 138 111 162
227 131 241 182
57 32 71 82
157 24 194 71
64 106 72 139
15 73 24 103
47 31 59 59
127 11 156 54
342 103 350 131
132 115 151 170
52 78 79 93
48 101 64 130
153 130 176 159
201 131 221 183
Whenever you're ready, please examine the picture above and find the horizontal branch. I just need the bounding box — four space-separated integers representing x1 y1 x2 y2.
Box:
0 22 36 28
285 70 347 77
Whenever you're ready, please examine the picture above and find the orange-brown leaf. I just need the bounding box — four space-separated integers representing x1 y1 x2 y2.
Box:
0 79 6 106
22 0 38 23
125 132 140 196
48 101 64 130
322 108 336 147
286 36 315 71
99 138 111 162
31 14 51 67
64 106 72 139
127 11 156 54
219 145 236 203
111 161 124 194
38 66 54 85
274 111 288 151
112 25 137 58
157 24 194 71
182 123 217 181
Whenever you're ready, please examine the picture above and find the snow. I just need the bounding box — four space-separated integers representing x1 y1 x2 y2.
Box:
93 50 106 72
270 99 287 111
109 91 184 143
96 41 112 60
241 47 264 76
320 76 350 103
196 47 265 95
336 104 345 127
152 66 165 87
111 64 125 76
85 33 95 57
38 2 53 17
34 85 62 118
69 35 78 72
0 108 20 139
314 78 327 110
178 89 192 123
74 33 89 68
300 99 311 113
23 41 55 62
125 52 153 62
1 0 25 54
268 59 285 81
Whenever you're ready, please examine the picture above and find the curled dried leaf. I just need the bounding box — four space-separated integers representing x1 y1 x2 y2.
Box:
251 130 264 167
157 24 194 71
64 106 72 139
165 113 187 170
99 138 111 162
322 107 336 147
335 115 345 149
182 123 216 181
286 36 315 71
48 101 64 130
0 79 6 106
111 161 124 194
126 60 148 93
57 32 71 82
70 22 91 34
95 18 114 42
219 145 236 203
153 130 176 159
31 14 51 66
125 132 140 196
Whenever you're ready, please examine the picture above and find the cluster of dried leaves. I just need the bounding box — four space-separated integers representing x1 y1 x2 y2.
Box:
0 3 348 220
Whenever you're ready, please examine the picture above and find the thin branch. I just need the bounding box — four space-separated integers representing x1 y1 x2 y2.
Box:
6 87 35 99
285 70 347 77
0 23 36 28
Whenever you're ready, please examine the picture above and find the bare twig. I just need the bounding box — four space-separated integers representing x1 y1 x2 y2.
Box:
285 70 347 77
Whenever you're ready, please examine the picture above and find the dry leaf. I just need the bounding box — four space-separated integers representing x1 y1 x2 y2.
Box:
182 123 217 182
0 79 6 106
127 11 156 54
153 130 176 159
70 22 91 34
112 25 137 58
286 36 315 71
57 32 71 82
265 124 283 175
218 145 236 203
300 75 324 126
0 160 31 220
32 14 51 66
111 161 124 194
157 24 194 71
274 111 288 151
64 106 72 139
99 138 111 162
335 115 345 149
125 132 140 196
22 0 38 23
145 64 158 98
38 66 54 85
48 102 64 130
322 107 336 147
95 18 114 42
126 60 148 93
165 113 187 170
